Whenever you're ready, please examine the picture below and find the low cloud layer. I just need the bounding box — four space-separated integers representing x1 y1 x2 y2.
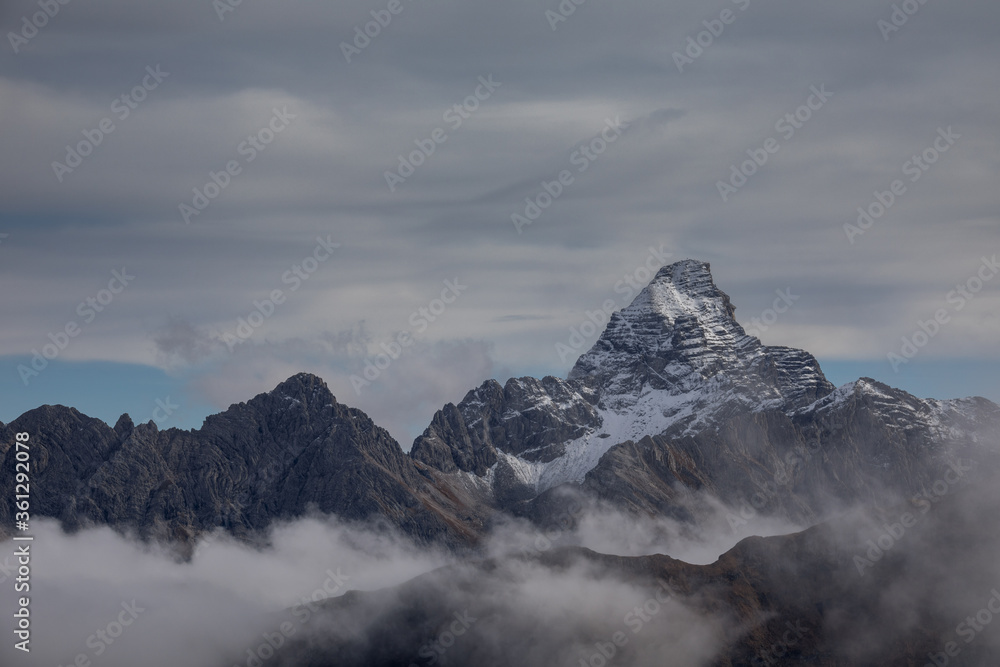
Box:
0 517 452 667
4 453 1000 666
0 485 815 667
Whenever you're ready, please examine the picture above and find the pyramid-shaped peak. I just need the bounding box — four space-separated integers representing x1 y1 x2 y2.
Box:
569 259 749 384
623 258 737 325
568 258 833 416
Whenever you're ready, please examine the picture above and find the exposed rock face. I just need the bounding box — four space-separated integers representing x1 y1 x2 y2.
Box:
0 374 487 546
410 376 601 474
1 406 130 531
580 378 1000 526
568 260 833 419
411 259 999 522
578 434 714 517
412 261 841 501
3 258 998 551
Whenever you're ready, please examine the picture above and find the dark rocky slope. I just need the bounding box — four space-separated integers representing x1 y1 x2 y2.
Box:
0 373 488 546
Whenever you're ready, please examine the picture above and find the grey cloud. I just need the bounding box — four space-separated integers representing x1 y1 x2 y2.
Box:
1 0 998 429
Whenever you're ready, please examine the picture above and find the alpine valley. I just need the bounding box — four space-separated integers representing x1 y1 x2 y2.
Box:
3 260 999 666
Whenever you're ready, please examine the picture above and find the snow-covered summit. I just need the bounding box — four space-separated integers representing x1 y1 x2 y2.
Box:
570 260 751 386
569 258 832 417
413 259 836 494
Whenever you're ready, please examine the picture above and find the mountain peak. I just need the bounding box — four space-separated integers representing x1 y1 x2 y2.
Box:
569 258 749 386
629 258 739 327
273 372 330 396
651 258 715 285
568 257 832 423
258 372 336 412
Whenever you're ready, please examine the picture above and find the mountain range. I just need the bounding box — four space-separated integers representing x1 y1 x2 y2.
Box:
3 259 999 666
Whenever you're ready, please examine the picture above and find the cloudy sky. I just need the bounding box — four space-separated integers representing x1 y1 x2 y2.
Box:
1 0 997 445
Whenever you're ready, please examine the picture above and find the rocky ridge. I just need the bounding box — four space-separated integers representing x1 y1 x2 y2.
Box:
3 259 998 546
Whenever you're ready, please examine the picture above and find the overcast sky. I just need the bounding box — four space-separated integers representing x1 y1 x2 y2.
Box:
1 0 997 444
